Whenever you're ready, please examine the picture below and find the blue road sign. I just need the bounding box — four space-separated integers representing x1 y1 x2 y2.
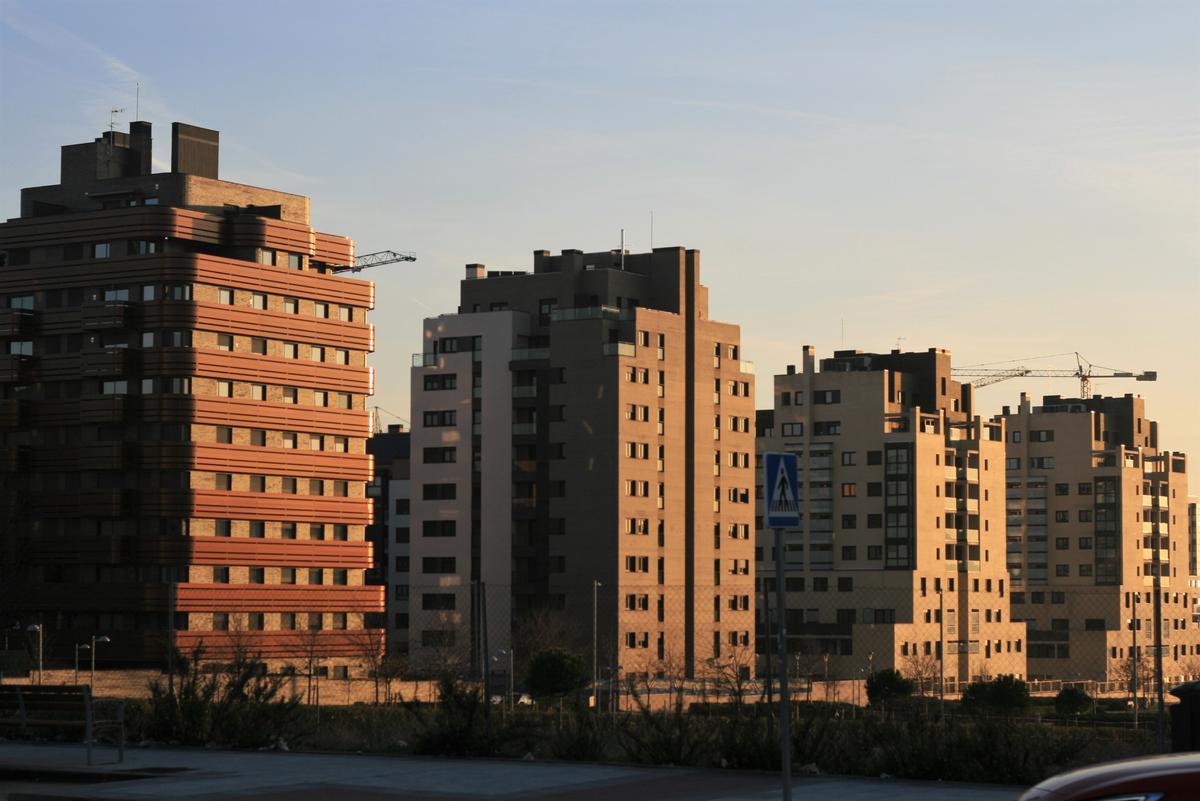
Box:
764 452 800 528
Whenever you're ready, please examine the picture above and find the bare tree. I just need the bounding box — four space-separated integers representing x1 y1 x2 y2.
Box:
901 651 941 697
512 605 572 680
1112 651 1154 708
707 643 756 708
350 627 387 704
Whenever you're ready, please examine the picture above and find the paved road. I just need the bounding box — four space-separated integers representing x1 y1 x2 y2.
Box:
0 743 1024 801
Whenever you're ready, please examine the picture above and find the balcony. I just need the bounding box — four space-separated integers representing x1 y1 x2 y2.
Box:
0 308 37 336
80 348 139 376
512 385 537 398
0 398 25 428
0 354 33 382
81 301 133 330
411 352 437 368
550 305 628 322
511 348 550 362
512 422 538 435
78 395 139 423
738 361 755 374
601 342 636 357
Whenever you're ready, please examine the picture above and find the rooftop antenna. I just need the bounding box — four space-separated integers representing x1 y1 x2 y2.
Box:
107 107 126 154
135 82 140 119
895 336 906 351
620 228 625 270
650 210 654 250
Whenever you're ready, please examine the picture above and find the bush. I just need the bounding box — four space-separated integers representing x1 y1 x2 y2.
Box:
865 669 914 707
526 647 589 701
1055 686 1092 717
140 646 302 748
407 677 497 757
961 674 1030 715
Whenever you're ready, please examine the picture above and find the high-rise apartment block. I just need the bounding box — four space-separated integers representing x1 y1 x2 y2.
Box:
1000 393 1198 681
756 348 1026 685
408 248 756 677
0 122 383 671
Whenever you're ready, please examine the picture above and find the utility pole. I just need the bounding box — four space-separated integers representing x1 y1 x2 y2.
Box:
939 588 946 715
1131 591 1139 729
774 525 792 801
592 580 601 711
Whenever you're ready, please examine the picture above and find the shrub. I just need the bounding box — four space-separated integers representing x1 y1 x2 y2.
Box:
865 669 914 707
1054 686 1092 717
526 647 589 701
407 677 497 757
961 674 1030 715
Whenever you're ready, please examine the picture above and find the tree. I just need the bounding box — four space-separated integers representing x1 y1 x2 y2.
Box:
1054 686 1092 717
526 647 589 702
960 674 1029 714
1111 651 1154 708
901 651 941 696
865 668 914 707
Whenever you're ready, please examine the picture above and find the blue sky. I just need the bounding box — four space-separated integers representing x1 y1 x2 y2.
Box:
2 1 1197 459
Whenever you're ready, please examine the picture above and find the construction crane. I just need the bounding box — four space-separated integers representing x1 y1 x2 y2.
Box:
951 352 1156 399
329 250 416 274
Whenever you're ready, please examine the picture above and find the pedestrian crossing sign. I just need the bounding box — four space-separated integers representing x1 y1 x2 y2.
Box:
764 452 800 528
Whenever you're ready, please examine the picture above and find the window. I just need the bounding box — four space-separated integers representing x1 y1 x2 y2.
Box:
284 342 298 359
334 349 349 365
103 288 129 301
216 380 233 398
1055 483 1070 496
284 297 299 314
422 593 456 611
423 483 457 500
338 305 352 322
310 346 325 362
314 390 328 407
250 338 267 355
423 447 456 464
250 475 266 492
251 384 267 401
422 520 456 537
217 334 234 351
218 287 235 305
7 340 32 356
840 483 857 497
424 374 457 391
93 243 111 259
282 387 298 404
781 423 803 437
216 426 233 444
251 292 267 310
423 410 457 427
287 253 302 270
422 557 457 574
813 421 841 436
258 249 277 266
214 473 232 491
215 519 232 537
1006 458 1021 470
314 302 330 319
250 429 266 447
841 451 856 466
7 295 34 310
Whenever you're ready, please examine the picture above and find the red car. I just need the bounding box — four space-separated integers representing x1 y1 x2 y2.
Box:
1018 752 1200 800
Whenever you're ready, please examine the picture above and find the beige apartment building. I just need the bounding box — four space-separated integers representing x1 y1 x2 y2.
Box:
756 347 1027 688
407 247 756 679
1000 393 1199 683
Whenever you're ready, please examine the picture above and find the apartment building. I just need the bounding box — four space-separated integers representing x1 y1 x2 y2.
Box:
1000 393 1199 681
0 122 383 672
366 424 411 655
409 247 756 678
756 347 1026 686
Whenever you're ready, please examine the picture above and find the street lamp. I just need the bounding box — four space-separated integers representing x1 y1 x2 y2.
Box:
26 624 42 685
75 643 89 685
492 648 514 712
592 580 601 711
91 635 110 688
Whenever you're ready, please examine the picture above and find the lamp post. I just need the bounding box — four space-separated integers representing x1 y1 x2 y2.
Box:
492 649 514 713
26 624 42 685
90 636 110 688
75 643 89 685
592 580 601 711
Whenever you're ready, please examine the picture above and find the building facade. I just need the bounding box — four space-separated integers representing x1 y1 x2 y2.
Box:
756 347 1026 688
1000 393 1199 682
0 122 383 672
366 424 411 655
408 248 756 678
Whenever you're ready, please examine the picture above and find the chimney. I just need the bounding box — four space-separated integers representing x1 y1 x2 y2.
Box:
129 121 153 176
171 122 219 178
465 264 485 280
786 364 796 375
802 345 816 375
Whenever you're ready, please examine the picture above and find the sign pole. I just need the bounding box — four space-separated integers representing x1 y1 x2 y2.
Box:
775 525 791 801
764 452 798 801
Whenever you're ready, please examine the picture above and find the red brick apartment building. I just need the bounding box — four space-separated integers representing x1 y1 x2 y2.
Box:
0 122 383 674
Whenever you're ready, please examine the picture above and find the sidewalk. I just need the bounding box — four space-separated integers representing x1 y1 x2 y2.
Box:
0 743 1023 801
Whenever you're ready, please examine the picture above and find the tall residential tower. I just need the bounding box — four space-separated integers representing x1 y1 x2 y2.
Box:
408 248 756 678
756 348 1026 688
0 122 383 672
